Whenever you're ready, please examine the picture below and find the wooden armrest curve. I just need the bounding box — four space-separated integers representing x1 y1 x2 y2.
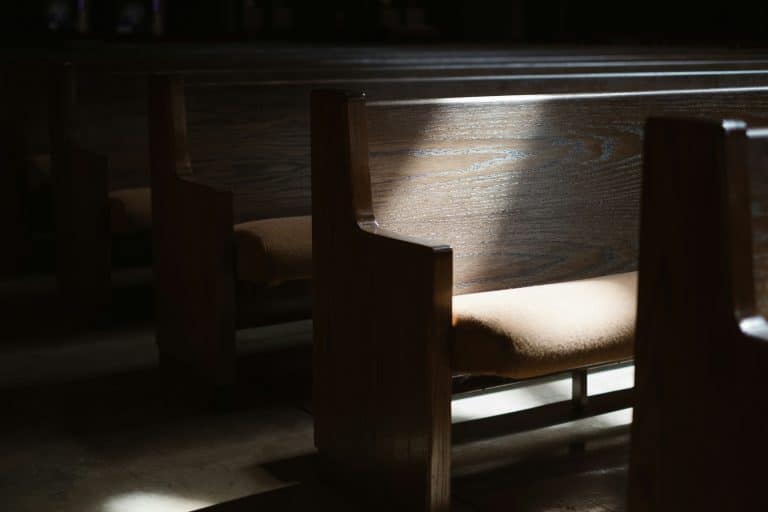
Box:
358 221 451 255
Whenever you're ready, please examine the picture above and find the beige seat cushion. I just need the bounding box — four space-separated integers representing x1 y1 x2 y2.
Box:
234 215 312 286
452 271 636 379
109 187 152 236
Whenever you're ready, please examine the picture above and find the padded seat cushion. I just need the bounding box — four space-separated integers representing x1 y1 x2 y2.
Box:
234 215 312 286
452 271 636 379
109 187 152 236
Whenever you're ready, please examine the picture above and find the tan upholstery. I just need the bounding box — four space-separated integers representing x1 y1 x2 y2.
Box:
234 215 312 286
452 271 636 379
109 187 152 236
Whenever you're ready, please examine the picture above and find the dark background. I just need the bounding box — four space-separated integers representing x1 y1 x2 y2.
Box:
2 0 767 45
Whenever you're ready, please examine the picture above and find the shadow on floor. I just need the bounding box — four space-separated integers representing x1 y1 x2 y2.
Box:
0 269 154 344
198 430 629 512
193 482 360 512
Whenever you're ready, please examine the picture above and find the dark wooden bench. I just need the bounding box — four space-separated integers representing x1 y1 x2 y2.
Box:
630 118 768 512
310 87 768 511
6 53 768 334
48 63 152 320
148 74 312 400
143 63 768 397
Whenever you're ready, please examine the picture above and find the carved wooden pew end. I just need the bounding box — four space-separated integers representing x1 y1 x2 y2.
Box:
310 89 659 511
149 74 312 398
48 63 154 321
630 118 768 512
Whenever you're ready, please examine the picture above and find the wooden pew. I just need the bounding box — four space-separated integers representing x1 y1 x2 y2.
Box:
10 55 768 328
48 63 151 320
629 118 768 512
148 75 312 401
142 64 768 397
310 87 768 511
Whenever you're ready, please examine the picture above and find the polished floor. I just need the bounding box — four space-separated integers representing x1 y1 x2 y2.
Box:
0 316 632 512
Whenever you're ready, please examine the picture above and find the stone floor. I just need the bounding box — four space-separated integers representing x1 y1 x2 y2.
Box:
0 317 632 512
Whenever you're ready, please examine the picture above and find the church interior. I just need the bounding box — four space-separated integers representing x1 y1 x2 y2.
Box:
2 2 768 511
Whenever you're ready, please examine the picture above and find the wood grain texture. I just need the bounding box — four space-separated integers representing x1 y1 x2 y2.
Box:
629 118 768 512
364 89 768 295
17 58 768 220
312 90 453 511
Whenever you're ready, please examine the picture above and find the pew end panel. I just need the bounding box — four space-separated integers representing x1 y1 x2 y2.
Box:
54 145 112 319
154 174 238 394
151 73 253 397
49 62 127 321
311 89 453 510
630 118 768 512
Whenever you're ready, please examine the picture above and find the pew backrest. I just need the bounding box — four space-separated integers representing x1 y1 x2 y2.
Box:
356 88 768 295
18 56 768 222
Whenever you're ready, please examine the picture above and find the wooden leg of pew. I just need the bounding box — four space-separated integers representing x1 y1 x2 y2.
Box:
153 177 237 406
568 369 588 454
571 368 588 412
54 147 111 323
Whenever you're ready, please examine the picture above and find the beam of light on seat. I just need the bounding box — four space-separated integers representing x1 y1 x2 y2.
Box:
103 492 212 512
451 364 634 426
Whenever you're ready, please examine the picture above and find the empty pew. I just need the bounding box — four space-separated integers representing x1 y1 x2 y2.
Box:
48 63 152 320
142 64 768 398
148 75 312 400
140 61 768 397
310 87 768 511
629 118 768 512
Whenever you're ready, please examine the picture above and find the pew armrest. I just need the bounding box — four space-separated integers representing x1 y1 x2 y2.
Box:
359 221 451 256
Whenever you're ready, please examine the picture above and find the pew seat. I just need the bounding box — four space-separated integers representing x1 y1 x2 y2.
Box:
234 215 312 286
108 187 152 235
452 271 636 379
